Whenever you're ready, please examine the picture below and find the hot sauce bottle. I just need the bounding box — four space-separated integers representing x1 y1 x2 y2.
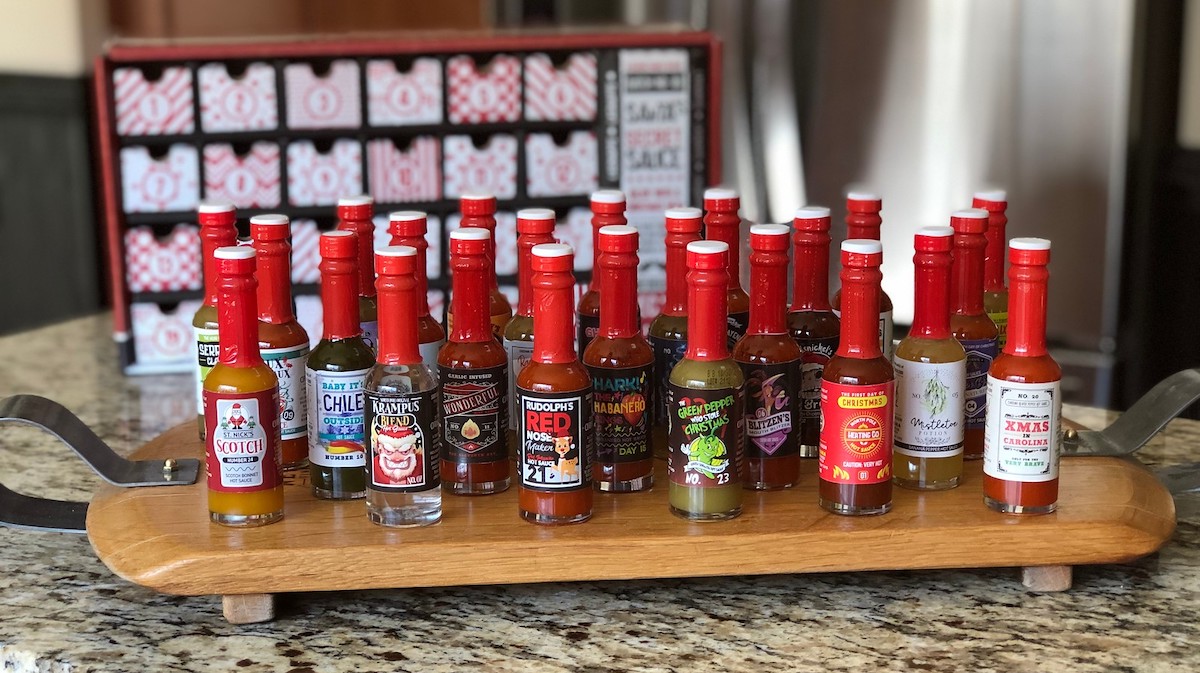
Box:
983 238 1061 514
668 241 744 521
648 208 703 460
387 210 446 369
446 193 514 337
576 190 627 357
819 240 894 516
950 209 1000 460
583 225 654 492
365 245 442 527
893 227 966 491
733 225 802 490
250 214 311 469
974 190 1010 348
335 196 379 352
831 193 895 360
787 206 840 458
504 209 558 452
204 246 284 527
703 188 751 349
439 228 510 495
306 231 373 500
516 243 595 524
192 201 238 439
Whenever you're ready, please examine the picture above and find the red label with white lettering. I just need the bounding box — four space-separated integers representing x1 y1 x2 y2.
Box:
818 380 894 484
204 388 283 493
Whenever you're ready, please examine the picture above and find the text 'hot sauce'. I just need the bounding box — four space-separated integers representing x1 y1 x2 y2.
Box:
819 239 894 516
504 209 557 453
577 190 627 358
734 224 802 490
974 190 1010 348
950 209 1000 460
203 246 284 527
831 193 894 360
703 188 750 349
583 225 654 492
983 238 1061 515
388 210 446 370
336 195 378 352
192 201 237 439
446 193 513 337
668 240 744 521
516 243 595 524
788 207 840 458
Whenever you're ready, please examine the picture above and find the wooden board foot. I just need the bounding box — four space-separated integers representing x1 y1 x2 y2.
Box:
222 593 276 624
1021 565 1073 592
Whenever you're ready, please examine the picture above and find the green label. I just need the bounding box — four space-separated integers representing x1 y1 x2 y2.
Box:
988 311 1008 349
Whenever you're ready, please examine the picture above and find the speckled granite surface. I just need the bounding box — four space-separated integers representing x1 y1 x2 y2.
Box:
0 314 1198 672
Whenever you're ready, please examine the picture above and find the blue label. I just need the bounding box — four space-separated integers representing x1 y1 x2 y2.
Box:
959 337 998 430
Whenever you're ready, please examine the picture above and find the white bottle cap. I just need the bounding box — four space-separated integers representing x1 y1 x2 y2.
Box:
517 208 556 220
460 191 495 201
214 246 255 260
532 243 573 258
598 225 637 237
703 187 739 201
841 239 883 254
1010 237 1051 251
665 207 702 220
388 210 426 222
249 214 289 226
198 201 235 214
590 189 625 203
337 195 373 207
846 191 881 202
450 228 491 241
916 226 954 238
952 208 988 219
376 245 417 257
687 240 729 255
794 206 831 219
974 189 1008 202
750 224 789 237
322 230 354 239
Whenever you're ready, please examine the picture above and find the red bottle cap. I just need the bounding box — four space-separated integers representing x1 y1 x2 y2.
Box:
688 239 729 268
841 239 883 265
950 208 988 234
596 224 637 252
531 242 574 271
387 210 427 239
665 207 703 232
685 240 730 361
250 214 293 324
249 213 288 240
793 206 831 231
214 245 256 273
846 191 882 213
703 187 740 212
321 229 357 258
517 208 557 234
449 227 490 255
914 225 953 252
376 244 418 275
972 189 1008 212
1010 237 1051 266
460 192 497 216
791 206 833 313
530 243 577 364
213 246 261 367
590 189 626 214
749 223 789 251
375 245 420 365
198 201 236 225
336 195 374 222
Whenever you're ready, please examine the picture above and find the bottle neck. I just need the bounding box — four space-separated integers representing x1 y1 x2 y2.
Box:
847 212 881 241
395 235 432 317
705 212 742 291
911 250 952 340
837 265 883 359
591 212 626 272
218 273 264 367
598 250 639 338
748 248 789 335
790 232 832 311
461 214 499 290
984 212 1008 292
201 225 238 306
342 218 376 298
377 273 421 365
663 231 694 315
321 260 361 341
450 255 491 342
1006 262 1049 357
517 232 556 317
686 267 730 361
255 239 295 324
532 268 576 364
952 233 987 315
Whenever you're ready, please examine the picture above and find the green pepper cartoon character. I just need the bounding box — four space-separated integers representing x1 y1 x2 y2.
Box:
686 435 727 478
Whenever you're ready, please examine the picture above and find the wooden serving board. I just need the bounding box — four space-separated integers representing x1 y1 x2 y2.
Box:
87 423 1177 623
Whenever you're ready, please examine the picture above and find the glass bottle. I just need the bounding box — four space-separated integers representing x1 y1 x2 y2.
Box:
439 228 510 495
668 240 744 521
577 190 627 358
950 209 1000 460
975 190 1010 348
648 208 703 460
703 188 751 349
733 224 802 490
984 238 1061 514
306 231 374 500
364 245 442 527
831 192 895 360
516 243 594 524
335 195 379 352
819 239 895 516
387 210 446 369
788 206 840 459
192 201 237 439
250 214 311 469
892 227 966 490
445 193 514 337
203 246 284 527
583 225 654 492
504 209 557 453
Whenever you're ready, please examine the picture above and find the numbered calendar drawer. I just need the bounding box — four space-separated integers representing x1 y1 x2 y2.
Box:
366 137 440 203
442 134 518 199
366 58 442 126
202 142 281 208
524 53 598 122
124 225 202 293
526 131 599 197
198 62 279 132
447 54 521 124
113 66 195 136
287 139 363 206
131 300 203 364
120 145 200 213
284 60 362 130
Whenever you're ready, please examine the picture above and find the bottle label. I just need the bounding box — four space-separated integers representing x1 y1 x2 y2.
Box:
666 384 743 488
193 327 219 415
261 344 310 441
727 311 749 350
204 390 282 493
983 377 1060 482
739 360 799 458
959 337 998 430
796 336 838 425
577 312 599 359
988 311 1009 349
818 380 894 484
360 320 379 353
588 364 651 465
880 310 894 361
305 367 369 468
504 338 535 432
420 339 445 372
442 364 507 464
893 358 965 457
366 388 441 493
517 388 593 491
650 335 688 429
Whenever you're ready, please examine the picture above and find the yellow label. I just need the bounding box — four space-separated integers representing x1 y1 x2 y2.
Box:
838 394 889 409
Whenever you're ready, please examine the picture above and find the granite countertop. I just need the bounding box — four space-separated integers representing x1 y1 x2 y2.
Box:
0 314 1197 672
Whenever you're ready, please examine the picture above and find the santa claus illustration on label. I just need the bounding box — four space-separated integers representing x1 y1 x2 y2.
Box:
372 421 424 487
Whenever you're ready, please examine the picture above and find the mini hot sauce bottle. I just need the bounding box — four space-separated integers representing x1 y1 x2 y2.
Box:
733 224 802 490
950 209 1000 460
446 193 514 337
819 239 895 516
577 190 627 357
504 209 558 452
335 196 379 352
788 207 840 458
648 208 703 460
439 228 510 495
387 210 446 368
306 231 374 500
250 214 311 469
703 188 751 349
831 193 895 360
584 225 654 492
974 190 1010 348
983 238 1061 515
668 241 744 521
893 227 966 491
365 245 442 527
516 243 595 524
192 201 237 439
204 246 284 527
